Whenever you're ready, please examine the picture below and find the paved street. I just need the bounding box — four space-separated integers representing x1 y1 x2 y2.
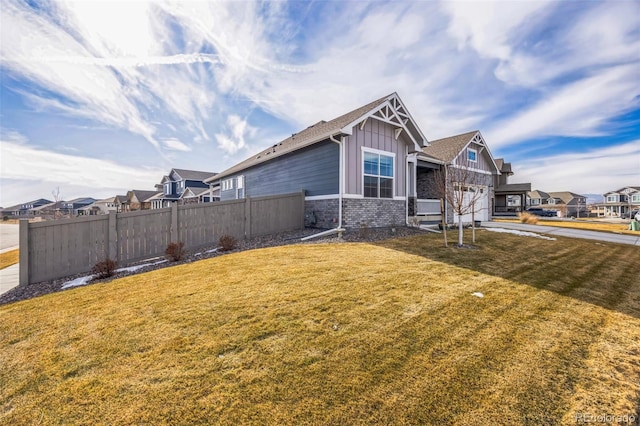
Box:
482 221 640 246
0 223 19 250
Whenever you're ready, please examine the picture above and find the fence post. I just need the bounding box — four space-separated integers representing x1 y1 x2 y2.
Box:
108 211 117 261
19 219 29 286
171 203 179 243
245 197 252 239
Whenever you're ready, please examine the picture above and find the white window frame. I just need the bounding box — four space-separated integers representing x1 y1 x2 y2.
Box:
222 178 234 191
361 147 395 199
632 194 640 203
606 195 618 203
530 198 540 205
467 148 478 163
236 175 245 199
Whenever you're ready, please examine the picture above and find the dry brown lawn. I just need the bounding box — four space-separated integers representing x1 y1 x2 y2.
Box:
1 230 639 425
0 249 18 270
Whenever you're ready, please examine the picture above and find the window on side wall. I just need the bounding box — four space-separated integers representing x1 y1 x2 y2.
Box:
222 179 234 191
632 194 640 203
236 175 245 199
363 150 394 199
467 148 477 163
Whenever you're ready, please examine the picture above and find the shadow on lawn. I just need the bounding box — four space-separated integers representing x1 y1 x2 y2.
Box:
375 229 640 320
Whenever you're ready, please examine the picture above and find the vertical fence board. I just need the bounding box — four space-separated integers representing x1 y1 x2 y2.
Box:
25 193 303 284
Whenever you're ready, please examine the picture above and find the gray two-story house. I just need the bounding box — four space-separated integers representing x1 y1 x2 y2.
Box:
149 168 218 209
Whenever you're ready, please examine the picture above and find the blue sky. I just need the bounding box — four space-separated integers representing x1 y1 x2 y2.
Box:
1 0 639 207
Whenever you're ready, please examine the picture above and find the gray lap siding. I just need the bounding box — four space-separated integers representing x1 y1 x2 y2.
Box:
220 141 340 201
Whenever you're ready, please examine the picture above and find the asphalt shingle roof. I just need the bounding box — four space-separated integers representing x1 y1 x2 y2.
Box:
420 130 479 163
173 169 217 181
210 93 402 181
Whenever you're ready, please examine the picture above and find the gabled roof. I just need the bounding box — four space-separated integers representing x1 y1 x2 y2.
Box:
65 197 96 205
127 190 160 203
604 186 640 195
172 169 218 182
208 92 428 182
180 187 210 199
548 191 586 204
419 130 500 174
529 190 551 199
420 130 478 163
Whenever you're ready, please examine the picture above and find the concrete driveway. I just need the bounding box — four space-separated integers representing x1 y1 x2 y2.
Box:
482 221 640 246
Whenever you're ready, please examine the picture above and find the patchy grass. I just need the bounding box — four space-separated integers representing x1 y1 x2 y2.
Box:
0 249 18 270
494 218 638 235
1 231 639 425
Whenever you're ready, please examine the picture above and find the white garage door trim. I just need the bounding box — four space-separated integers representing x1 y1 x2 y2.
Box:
453 186 489 223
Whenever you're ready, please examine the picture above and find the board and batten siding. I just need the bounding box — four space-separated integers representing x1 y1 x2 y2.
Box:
344 118 409 197
452 142 494 174
220 141 339 201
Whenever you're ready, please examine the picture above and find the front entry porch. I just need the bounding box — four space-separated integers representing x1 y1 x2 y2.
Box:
494 183 531 217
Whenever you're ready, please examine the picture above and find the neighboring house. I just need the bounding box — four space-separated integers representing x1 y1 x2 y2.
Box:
123 190 161 211
79 195 127 215
493 159 531 216
527 190 587 218
149 168 218 209
594 186 640 217
61 197 96 216
206 92 428 228
2 199 53 217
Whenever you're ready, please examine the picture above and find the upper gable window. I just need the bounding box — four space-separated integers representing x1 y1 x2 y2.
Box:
467 148 478 163
363 149 394 199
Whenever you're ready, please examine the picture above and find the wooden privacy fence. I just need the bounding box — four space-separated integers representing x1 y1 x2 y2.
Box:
19 192 305 285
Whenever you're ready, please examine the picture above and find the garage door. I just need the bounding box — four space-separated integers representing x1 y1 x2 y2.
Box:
453 186 489 223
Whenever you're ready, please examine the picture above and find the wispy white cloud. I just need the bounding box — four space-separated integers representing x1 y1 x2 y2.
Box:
0 0 160 148
163 138 191 152
515 141 640 194
0 134 163 190
215 115 256 155
485 64 640 147
1 0 638 205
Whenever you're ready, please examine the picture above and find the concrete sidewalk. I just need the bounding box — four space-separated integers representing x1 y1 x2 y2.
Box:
0 263 19 295
0 245 20 296
482 221 640 246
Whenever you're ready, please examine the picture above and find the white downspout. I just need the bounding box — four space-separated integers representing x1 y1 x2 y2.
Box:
302 134 345 242
330 134 343 229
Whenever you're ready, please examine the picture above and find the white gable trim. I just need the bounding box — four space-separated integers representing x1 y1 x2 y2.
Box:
452 131 501 175
340 94 426 152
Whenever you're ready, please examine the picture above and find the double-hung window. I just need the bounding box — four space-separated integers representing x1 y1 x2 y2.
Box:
363 150 394 198
222 179 234 191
